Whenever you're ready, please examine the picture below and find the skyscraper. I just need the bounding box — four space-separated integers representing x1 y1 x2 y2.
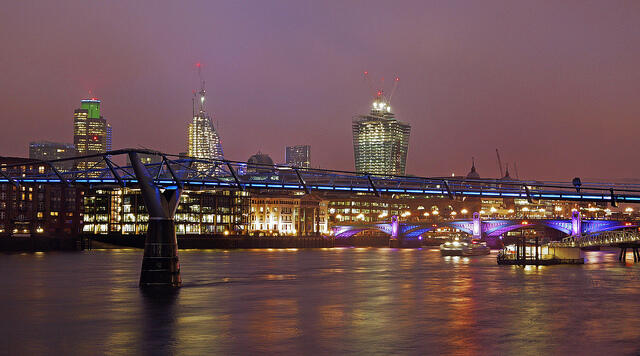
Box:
352 93 410 175
188 67 223 170
29 141 77 172
285 145 311 168
73 98 110 173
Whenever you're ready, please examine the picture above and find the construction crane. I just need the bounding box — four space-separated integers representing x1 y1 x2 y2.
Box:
195 62 206 113
387 76 400 104
495 149 504 178
362 71 400 105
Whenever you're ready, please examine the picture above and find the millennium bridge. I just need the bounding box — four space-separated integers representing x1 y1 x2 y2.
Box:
4 149 640 287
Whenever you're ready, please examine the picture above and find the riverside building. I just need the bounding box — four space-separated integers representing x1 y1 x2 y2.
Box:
249 193 328 236
0 157 83 237
82 187 250 236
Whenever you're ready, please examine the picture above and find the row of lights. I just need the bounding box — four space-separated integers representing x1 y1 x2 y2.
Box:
332 205 633 221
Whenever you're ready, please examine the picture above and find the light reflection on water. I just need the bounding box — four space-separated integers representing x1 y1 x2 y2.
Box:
2 248 640 355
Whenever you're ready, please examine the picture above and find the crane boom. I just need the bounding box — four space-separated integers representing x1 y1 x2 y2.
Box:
496 149 504 178
387 77 400 104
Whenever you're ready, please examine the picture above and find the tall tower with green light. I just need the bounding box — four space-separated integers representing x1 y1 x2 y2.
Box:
73 98 111 173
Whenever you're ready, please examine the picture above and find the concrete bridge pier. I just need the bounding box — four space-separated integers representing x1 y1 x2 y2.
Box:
129 152 182 288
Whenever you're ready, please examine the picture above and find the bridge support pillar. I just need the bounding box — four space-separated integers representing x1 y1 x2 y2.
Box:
129 152 182 288
472 212 483 240
571 210 582 237
389 215 401 248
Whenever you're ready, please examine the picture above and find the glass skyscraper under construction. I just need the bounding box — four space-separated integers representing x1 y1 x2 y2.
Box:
188 75 223 170
352 95 410 175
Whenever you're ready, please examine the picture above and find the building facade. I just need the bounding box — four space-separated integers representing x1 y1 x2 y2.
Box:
28 141 77 172
73 98 111 172
0 157 83 237
325 193 476 225
285 145 311 168
249 194 328 236
83 187 250 236
352 95 410 175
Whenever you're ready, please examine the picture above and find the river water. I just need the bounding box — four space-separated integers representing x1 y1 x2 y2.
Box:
2 248 640 355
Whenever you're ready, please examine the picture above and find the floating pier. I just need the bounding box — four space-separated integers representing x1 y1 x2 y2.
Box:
497 236 584 265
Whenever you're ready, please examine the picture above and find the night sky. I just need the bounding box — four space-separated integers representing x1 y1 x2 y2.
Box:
1 1 639 180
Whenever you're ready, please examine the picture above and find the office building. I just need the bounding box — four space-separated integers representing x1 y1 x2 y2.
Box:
28 141 77 172
285 145 311 168
83 187 250 236
73 98 110 173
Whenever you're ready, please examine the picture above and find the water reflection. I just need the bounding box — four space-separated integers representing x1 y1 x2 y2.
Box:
140 289 180 355
2 249 640 354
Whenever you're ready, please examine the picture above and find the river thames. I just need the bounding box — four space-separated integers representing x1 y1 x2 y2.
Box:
2 248 640 355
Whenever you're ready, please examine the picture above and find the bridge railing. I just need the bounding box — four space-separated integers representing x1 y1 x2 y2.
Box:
4 149 640 203
554 230 640 247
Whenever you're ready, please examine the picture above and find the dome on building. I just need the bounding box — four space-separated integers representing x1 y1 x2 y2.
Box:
466 158 480 179
247 151 274 173
248 151 273 166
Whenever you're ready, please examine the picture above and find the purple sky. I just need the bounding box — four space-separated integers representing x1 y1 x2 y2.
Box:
1 1 639 180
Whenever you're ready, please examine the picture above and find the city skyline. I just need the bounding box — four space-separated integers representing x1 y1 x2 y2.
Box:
1 1 640 181
3 3 640 352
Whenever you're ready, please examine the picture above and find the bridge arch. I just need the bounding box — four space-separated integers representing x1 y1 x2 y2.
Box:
334 219 637 239
333 223 394 238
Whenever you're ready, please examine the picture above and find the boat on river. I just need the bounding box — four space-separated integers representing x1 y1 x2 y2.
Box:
440 239 491 256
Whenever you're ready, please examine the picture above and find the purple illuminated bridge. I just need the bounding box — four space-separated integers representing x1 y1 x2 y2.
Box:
333 211 636 240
